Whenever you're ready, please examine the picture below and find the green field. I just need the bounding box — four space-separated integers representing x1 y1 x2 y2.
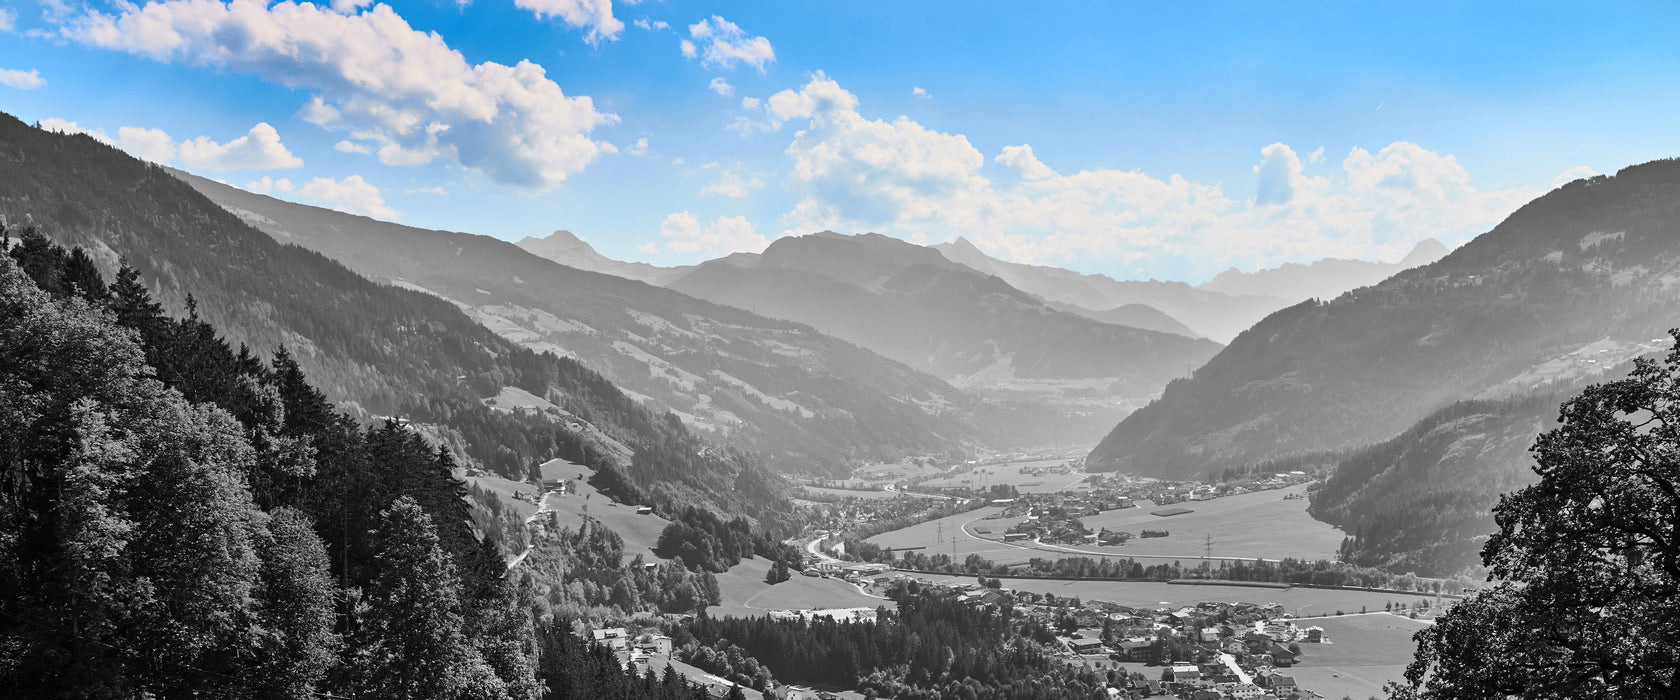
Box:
866 484 1346 566
708 557 889 618
534 458 671 562
466 474 543 519
912 575 1446 614
1287 614 1432 699
918 459 1086 493
802 485 904 500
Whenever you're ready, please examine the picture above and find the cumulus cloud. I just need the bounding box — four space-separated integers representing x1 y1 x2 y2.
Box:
405 185 447 195
628 137 648 156
731 71 855 134
38 117 299 170
244 176 294 194
911 86 928 98
633 17 667 31
1552 165 1598 188
65 0 616 190
514 0 622 45
656 211 767 255
115 126 179 164
0 68 45 90
763 74 1543 280
334 139 371 154
708 76 734 96
701 166 763 198
295 175 399 220
996 144 1054 181
178 122 304 170
684 15 773 72
0 8 15 32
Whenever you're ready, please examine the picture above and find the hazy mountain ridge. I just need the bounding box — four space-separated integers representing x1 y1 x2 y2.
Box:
1044 300 1202 339
933 236 1293 343
516 229 691 286
667 232 1223 426
1088 159 1680 479
179 174 1103 473
1199 238 1450 301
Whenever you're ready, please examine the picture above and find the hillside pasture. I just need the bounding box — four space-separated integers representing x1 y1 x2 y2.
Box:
535 458 671 562
709 557 889 618
1287 613 1432 699
466 474 542 520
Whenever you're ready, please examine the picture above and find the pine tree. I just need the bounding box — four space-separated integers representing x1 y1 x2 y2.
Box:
347 496 488 699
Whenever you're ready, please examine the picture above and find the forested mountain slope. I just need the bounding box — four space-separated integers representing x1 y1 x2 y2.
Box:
1308 392 1567 577
1089 159 1680 478
669 232 1222 425
0 112 779 518
0 244 723 699
176 172 1085 472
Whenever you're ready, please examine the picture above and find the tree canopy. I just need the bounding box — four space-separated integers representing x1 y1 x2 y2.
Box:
1394 330 1680 698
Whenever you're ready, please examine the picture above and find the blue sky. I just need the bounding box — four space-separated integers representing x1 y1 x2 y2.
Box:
2 0 1677 283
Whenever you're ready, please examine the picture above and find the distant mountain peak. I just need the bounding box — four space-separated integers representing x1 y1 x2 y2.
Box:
1401 238 1450 267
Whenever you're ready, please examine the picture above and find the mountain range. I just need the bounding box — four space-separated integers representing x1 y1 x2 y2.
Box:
174 173 1127 474
664 232 1223 414
1088 160 1680 480
1198 238 1450 301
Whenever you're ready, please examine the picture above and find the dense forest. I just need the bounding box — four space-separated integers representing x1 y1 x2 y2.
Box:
1308 392 1570 576
0 236 713 698
1089 158 1680 478
0 113 790 531
687 587 1110 700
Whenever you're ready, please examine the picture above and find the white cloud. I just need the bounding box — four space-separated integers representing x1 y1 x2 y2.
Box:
657 211 767 255
1552 165 1598 188
38 118 301 170
684 15 773 72
0 8 15 32
996 144 1054 181
178 122 304 171
405 185 447 195
636 242 660 255
328 0 373 14
334 139 371 154
1307 146 1325 165
634 17 667 31
628 137 648 156
911 86 928 98
66 0 616 191
701 166 763 198
708 76 734 97
513 0 622 45
38 118 112 142
295 175 399 220
0 68 45 90
244 176 295 194
115 126 179 164
763 74 1542 281
740 96 760 110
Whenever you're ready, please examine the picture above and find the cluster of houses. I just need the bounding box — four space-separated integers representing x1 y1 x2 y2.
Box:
912 578 1332 700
